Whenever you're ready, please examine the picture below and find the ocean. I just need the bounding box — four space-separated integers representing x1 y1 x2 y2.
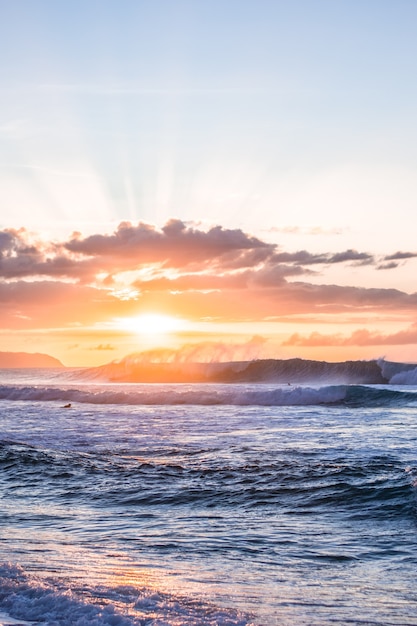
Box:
0 362 417 625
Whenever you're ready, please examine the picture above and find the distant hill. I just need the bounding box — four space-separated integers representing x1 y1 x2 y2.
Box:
0 352 64 368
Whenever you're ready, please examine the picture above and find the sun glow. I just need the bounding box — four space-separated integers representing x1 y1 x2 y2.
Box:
116 314 185 336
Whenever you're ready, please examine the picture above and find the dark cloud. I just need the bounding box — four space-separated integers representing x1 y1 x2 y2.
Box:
0 221 277 281
328 249 373 264
0 230 17 253
271 248 374 266
213 247 272 270
0 222 403 288
377 262 398 270
0 228 94 280
65 219 274 269
384 251 417 261
271 251 330 265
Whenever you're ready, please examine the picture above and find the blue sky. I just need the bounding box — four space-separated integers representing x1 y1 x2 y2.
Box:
1 0 417 247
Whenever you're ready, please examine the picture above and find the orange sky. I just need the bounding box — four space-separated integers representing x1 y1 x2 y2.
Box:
1 220 417 367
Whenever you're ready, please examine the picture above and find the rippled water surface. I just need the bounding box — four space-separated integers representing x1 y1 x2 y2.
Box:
0 371 416 624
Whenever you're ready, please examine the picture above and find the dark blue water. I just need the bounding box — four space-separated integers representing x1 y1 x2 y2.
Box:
0 372 416 625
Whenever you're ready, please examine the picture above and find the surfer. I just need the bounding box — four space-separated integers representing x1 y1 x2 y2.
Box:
63 403 72 408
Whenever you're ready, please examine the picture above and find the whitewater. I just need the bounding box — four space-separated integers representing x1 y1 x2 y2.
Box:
0 362 417 625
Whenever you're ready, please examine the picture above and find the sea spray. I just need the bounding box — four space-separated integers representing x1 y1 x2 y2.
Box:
84 357 416 384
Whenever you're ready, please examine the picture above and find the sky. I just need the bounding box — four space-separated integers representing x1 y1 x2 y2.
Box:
1 0 417 366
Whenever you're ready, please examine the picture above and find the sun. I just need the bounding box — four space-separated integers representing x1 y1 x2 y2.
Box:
116 314 185 336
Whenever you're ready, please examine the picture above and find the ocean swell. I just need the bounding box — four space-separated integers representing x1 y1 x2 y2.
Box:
85 357 417 385
0 383 416 407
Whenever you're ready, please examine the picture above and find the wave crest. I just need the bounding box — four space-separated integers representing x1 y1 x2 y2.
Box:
0 383 417 408
86 357 417 385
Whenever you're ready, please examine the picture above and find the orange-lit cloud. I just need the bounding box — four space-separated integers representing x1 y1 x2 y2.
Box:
283 324 417 347
1 220 401 286
1 220 417 360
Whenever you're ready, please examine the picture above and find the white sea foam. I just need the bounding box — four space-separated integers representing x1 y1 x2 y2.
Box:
0 609 33 625
389 365 417 385
0 563 252 626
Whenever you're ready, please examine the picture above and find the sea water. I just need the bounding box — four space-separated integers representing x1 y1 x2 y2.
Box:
0 368 416 625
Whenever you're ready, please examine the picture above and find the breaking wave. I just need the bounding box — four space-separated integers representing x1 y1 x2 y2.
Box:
0 382 417 407
85 356 417 385
389 367 417 385
0 563 250 626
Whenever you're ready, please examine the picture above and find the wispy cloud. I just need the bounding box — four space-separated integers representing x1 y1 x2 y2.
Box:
267 225 347 236
35 83 282 97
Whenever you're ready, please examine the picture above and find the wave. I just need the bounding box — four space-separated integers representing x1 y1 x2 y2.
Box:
84 357 417 385
389 368 417 385
0 563 251 626
2 441 415 521
0 382 417 407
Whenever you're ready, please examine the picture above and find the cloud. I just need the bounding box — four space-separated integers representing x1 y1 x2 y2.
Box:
0 221 276 283
0 280 130 329
65 219 274 270
267 225 346 236
0 220 417 335
0 227 93 280
384 251 417 261
283 324 417 347
271 250 329 265
133 262 308 293
328 249 373 265
271 248 374 266
377 251 417 270
376 261 399 270
0 221 406 287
